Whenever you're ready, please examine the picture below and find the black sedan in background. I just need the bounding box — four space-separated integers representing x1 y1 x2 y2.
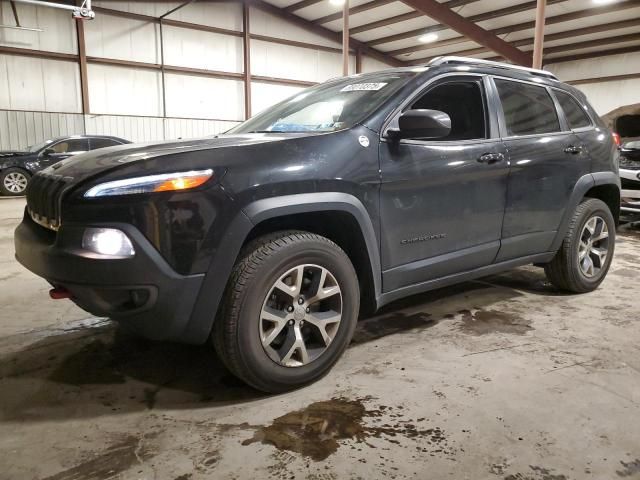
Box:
0 135 130 196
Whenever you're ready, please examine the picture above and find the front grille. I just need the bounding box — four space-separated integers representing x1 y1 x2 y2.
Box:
26 173 72 231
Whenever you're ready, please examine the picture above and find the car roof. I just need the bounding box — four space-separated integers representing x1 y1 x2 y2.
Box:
50 134 130 143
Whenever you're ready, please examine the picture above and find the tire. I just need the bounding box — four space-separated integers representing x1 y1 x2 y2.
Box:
0 168 31 196
544 198 615 293
213 230 360 393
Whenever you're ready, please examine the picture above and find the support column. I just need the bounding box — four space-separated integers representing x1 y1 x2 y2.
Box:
342 0 349 76
532 0 547 69
75 19 90 114
355 47 362 74
243 2 252 119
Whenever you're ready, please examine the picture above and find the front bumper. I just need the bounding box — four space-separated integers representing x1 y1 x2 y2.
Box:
14 210 204 342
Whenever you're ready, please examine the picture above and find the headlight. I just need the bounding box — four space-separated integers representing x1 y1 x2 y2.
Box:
82 228 135 257
84 169 213 198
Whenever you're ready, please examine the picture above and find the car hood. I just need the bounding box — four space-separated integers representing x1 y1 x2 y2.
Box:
0 150 29 158
47 134 303 182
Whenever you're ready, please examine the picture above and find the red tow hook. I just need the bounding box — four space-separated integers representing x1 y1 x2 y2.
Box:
49 287 72 300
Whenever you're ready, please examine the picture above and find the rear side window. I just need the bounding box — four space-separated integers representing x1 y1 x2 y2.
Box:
495 79 560 136
91 138 121 150
554 90 592 129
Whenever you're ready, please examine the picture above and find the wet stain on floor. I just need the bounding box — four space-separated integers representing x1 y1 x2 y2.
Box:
504 465 568 480
458 309 533 336
41 435 154 480
241 398 451 461
617 458 640 477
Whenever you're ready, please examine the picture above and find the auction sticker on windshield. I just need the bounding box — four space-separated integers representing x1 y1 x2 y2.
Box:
341 83 388 92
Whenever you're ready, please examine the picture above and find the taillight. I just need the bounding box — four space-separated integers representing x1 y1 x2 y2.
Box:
612 132 621 147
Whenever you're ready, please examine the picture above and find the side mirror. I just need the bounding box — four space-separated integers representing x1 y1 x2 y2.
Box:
42 148 55 157
391 109 451 140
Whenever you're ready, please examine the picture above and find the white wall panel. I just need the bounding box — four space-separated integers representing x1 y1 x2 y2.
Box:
85 13 160 64
162 26 243 73
0 3 76 54
252 40 354 83
0 55 81 112
84 114 163 143
250 8 342 49
88 64 162 116
164 73 244 121
360 55 390 73
547 52 640 115
166 2 243 31
93 1 183 18
0 110 84 150
251 82 303 115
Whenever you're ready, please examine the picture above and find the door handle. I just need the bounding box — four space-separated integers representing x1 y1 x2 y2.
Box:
477 152 505 164
564 145 582 155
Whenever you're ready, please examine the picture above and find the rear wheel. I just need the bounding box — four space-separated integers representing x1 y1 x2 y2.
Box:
0 168 30 196
213 230 359 393
544 198 615 292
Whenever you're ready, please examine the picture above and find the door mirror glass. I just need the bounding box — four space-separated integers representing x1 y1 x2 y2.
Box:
395 109 451 140
42 148 55 157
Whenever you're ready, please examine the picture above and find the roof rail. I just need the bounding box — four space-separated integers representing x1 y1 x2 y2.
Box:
427 56 558 81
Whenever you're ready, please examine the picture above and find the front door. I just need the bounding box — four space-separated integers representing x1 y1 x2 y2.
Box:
379 76 509 292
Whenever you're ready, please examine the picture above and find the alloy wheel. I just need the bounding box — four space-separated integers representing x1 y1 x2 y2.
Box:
578 215 609 278
260 264 342 367
3 172 28 194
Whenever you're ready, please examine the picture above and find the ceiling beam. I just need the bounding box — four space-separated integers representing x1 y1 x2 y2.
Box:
284 0 322 13
543 32 640 56
544 45 640 65
367 0 567 46
349 0 480 35
314 0 396 25
398 16 640 59
399 0 531 65
246 0 404 66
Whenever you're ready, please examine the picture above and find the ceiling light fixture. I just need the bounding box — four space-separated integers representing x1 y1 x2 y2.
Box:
592 0 618 4
418 32 439 43
329 0 345 5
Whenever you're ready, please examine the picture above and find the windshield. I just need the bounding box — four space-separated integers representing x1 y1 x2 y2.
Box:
26 139 54 152
230 72 416 134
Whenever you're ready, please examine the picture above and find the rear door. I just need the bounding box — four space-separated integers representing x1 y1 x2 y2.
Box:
379 75 509 292
491 77 591 262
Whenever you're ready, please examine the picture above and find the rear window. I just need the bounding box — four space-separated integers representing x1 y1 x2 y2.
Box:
555 90 592 130
495 79 560 136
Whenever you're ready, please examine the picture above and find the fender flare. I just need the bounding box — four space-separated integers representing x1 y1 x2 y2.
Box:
183 192 382 344
549 172 620 252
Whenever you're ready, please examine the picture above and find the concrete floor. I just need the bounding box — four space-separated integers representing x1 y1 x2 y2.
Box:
0 196 639 480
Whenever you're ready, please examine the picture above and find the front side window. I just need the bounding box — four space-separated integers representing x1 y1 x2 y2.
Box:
51 139 89 154
409 80 487 141
230 72 416 134
495 79 560 136
555 90 592 130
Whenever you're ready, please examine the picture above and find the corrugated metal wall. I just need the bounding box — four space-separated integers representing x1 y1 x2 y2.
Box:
0 0 389 151
0 110 239 150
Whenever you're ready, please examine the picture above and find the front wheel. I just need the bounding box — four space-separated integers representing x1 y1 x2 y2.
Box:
213 231 360 393
0 168 31 196
544 198 615 293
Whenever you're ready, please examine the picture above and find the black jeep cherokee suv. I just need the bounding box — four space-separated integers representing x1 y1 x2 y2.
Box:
15 57 620 392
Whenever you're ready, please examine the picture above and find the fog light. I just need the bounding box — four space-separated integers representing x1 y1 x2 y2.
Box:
82 228 135 257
